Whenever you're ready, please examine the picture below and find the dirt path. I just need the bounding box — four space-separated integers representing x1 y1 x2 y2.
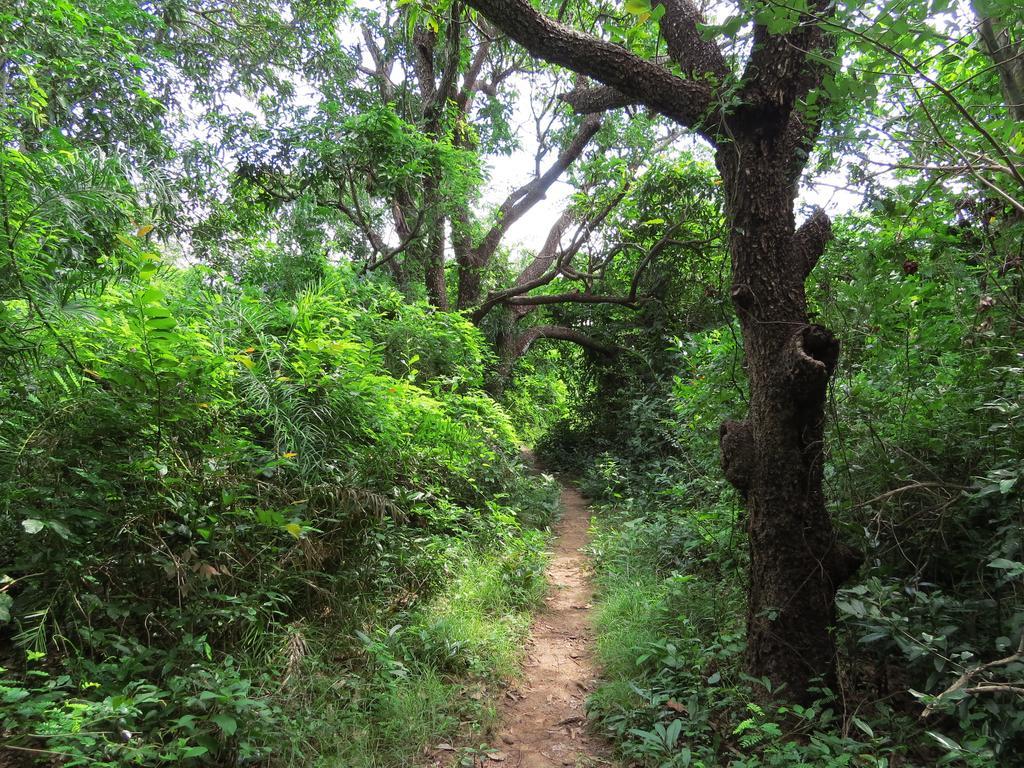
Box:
484 479 612 767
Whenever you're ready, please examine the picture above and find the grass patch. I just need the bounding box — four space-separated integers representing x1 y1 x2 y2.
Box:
582 485 962 767
593 574 666 681
268 530 550 767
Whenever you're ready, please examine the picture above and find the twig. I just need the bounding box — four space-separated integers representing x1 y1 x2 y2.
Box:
922 634 1024 718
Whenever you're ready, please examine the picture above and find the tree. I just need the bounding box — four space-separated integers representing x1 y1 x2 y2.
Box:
464 0 863 702
221 4 685 389
973 0 1024 123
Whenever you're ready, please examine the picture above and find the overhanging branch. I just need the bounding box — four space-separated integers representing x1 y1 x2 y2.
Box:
472 114 602 268
464 0 724 141
655 0 730 80
514 324 617 359
504 291 641 308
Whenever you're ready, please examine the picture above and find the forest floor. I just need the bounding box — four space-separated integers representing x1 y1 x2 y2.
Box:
475 473 613 767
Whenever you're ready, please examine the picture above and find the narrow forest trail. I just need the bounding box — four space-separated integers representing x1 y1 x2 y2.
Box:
481 475 612 767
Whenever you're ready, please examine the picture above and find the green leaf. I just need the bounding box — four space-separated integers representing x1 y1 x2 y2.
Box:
988 557 1023 572
624 0 652 15
140 288 165 304
852 716 874 738
48 521 72 540
1 685 29 703
212 713 237 736
927 731 962 752
665 718 682 748
22 519 44 534
145 316 177 330
721 15 744 37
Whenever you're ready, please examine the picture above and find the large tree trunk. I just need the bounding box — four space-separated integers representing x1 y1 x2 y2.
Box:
424 215 449 310
486 323 517 396
464 0 860 703
453 207 485 311
717 129 861 702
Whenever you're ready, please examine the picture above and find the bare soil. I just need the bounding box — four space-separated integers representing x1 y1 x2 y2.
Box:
480 479 612 767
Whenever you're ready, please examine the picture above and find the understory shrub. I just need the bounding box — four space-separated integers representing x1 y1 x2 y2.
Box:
540 203 1024 766
0 260 560 766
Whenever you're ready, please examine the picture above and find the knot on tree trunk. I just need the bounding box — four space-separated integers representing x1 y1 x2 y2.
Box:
731 284 756 314
783 324 839 401
719 419 755 495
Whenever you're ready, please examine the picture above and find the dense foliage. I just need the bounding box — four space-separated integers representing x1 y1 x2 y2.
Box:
539 189 1024 765
1 247 562 764
3 0 1024 766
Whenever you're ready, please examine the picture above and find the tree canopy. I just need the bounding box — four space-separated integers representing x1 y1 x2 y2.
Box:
1 0 1023 765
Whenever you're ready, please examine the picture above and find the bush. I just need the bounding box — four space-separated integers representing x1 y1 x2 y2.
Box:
0 258 559 765
541 203 1024 764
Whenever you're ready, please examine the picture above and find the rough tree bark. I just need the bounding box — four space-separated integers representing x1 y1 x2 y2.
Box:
972 1 1024 122
467 0 862 702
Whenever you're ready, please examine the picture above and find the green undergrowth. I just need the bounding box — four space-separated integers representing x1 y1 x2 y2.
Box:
583 490 903 768
539 208 1024 766
0 257 561 766
264 531 550 767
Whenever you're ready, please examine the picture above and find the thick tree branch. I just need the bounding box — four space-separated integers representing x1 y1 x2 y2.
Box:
411 26 437 107
738 0 835 126
457 27 494 112
360 24 396 102
470 210 574 323
465 0 722 141
560 56 671 115
504 291 641 308
562 82 639 114
514 324 617 359
431 1 464 124
974 4 1024 122
511 209 575 288
792 207 832 277
655 0 730 80
472 114 601 266
470 182 625 322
